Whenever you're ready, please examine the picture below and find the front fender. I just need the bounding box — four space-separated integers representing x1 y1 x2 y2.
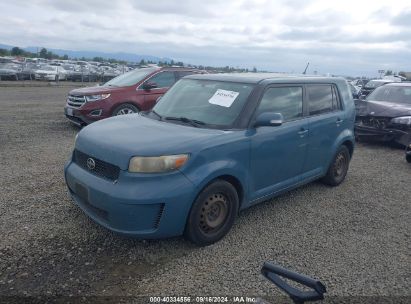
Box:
182 159 249 208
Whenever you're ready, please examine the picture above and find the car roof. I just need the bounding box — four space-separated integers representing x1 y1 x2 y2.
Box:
369 79 394 83
158 66 202 71
185 72 345 84
384 82 411 87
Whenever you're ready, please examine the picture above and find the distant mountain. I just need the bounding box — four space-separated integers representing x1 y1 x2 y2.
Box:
0 43 173 63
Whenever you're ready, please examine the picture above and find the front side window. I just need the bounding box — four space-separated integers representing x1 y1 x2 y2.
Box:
146 71 176 88
307 85 334 115
256 87 303 121
153 79 254 127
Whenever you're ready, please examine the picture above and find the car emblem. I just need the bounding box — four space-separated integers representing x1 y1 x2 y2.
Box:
86 158 96 170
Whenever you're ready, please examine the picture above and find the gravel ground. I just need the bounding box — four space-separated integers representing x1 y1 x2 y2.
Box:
0 86 410 302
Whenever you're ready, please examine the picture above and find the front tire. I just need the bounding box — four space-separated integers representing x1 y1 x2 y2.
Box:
184 180 239 246
321 145 350 186
112 103 139 116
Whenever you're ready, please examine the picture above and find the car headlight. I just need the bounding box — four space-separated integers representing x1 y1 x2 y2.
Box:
85 94 110 102
128 154 189 173
391 116 411 126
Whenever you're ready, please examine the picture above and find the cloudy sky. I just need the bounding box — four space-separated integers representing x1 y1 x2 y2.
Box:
1 0 411 76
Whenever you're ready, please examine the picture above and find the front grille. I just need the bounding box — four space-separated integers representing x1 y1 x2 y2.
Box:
358 116 391 129
73 150 120 181
67 95 86 108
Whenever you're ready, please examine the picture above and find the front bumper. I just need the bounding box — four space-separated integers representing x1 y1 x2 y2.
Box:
64 106 107 126
355 124 411 146
35 74 56 81
64 160 196 238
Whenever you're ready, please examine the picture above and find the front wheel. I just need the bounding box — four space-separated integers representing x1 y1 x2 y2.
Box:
321 145 350 186
112 103 139 116
184 180 239 246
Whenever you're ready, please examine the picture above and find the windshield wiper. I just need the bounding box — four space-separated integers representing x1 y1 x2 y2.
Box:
164 116 206 127
150 110 162 120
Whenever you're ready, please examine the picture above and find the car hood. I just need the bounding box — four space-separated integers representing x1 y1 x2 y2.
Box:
75 115 226 170
69 85 125 95
356 100 411 118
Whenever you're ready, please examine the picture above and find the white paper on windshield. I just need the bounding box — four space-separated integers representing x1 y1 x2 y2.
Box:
208 89 240 107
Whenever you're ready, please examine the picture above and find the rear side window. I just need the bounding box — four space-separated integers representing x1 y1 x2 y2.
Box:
147 71 176 88
256 87 303 121
307 85 340 115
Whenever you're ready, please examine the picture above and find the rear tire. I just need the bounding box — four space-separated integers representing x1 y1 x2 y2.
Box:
112 103 139 116
184 180 239 246
321 145 350 186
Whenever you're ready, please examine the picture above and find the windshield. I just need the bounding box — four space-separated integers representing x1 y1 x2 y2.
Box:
365 80 388 89
153 79 254 127
367 85 411 104
103 67 157 87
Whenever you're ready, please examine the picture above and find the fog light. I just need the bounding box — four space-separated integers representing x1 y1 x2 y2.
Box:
89 109 102 116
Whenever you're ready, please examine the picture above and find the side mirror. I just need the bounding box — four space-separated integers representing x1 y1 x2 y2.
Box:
143 82 158 90
254 112 283 127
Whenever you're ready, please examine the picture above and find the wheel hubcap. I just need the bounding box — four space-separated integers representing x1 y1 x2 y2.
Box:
117 108 135 115
333 152 347 177
200 194 228 233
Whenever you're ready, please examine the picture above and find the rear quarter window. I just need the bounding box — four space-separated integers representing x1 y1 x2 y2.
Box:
307 84 340 115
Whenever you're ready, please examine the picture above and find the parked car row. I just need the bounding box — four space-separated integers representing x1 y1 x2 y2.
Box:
350 76 404 100
0 57 134 81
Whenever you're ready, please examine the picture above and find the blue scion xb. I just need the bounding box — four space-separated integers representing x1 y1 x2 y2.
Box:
64 74 355 246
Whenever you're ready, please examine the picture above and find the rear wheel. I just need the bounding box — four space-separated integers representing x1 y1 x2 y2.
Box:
321 145 350 186
184 180 239 246
112 103 139 116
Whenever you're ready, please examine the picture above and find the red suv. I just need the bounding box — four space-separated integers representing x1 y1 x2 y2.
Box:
64 67 203 126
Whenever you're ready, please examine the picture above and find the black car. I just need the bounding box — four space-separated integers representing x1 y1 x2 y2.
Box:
359 79 395 99
355 83 411 146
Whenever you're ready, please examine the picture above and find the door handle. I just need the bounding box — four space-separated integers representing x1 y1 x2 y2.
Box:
336 118 344 124
298 129 308 135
